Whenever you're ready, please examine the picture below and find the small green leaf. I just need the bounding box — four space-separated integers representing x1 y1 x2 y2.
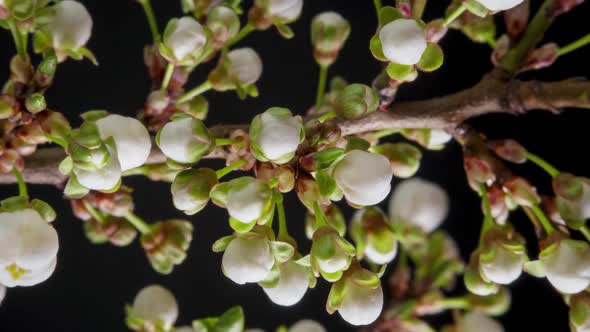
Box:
59 156 73 175
215 306 245 332
0 196 29 212
274 21 294 39
416 43 444 72
345 136 371 152
316 170 337 198
326 280 348 313
271 241 295 263
378 6 404 27
64 175 90 198
386 62 414 80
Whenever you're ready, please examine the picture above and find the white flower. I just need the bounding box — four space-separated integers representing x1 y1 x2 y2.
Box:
0 283 5 306
251 108 302 163
227 179 271 223
541 239 590 294
0 209 59 287
388 178 449 233
429 129 453 147
262 260 309 306
379 19 426 65
290 320 326 332
557 180 590 221
457 311 504 332
338 282 384 326
158 117 211 164
351 209 398 265
333 150 393 206
480 245 525 285
96 115 151 172
131 285 179 330
47 1 93 50
227 48 263 86
266 0 303 23
163 17 207 61
73 144 122 191
222 236 274 284
476 0 524 11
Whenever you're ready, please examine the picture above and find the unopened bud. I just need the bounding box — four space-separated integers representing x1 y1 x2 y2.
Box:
504 1 529 38
25 93 47 114
311 12 351 67
488 139 527 164
171 168 218 215
502 176 541 207
295 174 330 212
35 53 58 87
334 84 378 120
10 55 33 84
425 19 448 43
255 163 295 193
0 95 17 119
17 121 48 145
467 287 511 316
141 219 193 274
522 43 558 72
38 110 71 146
146 90 170 115
464 155 495 184
176 95 208 120
372 143 422 178
207 6 240 49
570 293 590 332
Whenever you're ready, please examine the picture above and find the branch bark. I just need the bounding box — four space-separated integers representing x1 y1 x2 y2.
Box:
1 77 588 187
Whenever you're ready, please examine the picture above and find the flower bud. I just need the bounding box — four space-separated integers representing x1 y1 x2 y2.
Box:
305 204 346 239
350 207 398 265
16 121 48 145
327 266 383 326
457 311 504 332
504 0 529 38
487 139 527 164
570 293 590 332
207 6 240 49
379 19 427 65
0 208 59 287
502 176 541 207
290 320 326 332
226 177 273 224
476 0 524 11
425 19 448 43
311 226 355 280
262 260 310 306
373 143 422 178
83 217 137 247
333 84 379 120
401 128 453 150
332 150 393 206
127 285 178 331
249 107 303 164
146 90 170 115
157 117 214 164
176 95 209 120
254 0 303 25
25 93 46 114
38 110 71 146
140 220 193 274
467 287 511 316
255 163 295 193
222 232 274 284
295 174 330 212
554 174 590 228
479 228 528 285
161 17 207 65
540 238 590 294
523 43 559 72
0 149 23 173
46 1 93 52
35 53 58 88
311 12 350 66
171 168 218 215
210 48 263 92
0 95 17 120
464 252 499 296
464 154 496 184
389 178 449 233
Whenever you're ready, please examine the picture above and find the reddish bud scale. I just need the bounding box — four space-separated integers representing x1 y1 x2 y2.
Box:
504 1 529 39
502 176 541 207
488 139 527 164
522 43 558 72
464 155 496 184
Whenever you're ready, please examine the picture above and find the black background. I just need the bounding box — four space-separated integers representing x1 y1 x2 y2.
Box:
1 0 589 331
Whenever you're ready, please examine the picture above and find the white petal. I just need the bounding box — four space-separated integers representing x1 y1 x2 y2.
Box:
476 0 524 11
222 237 274 284
338 283 383 326
132 285 179 330
333 150 393 206
73 147 122 191
263 260 309 306
267 0 303 22
429 129 453 146
227 48 263 86
544 240 590 294
227 180 269 223
158 118 197 163
14 210 59 270
290 320 326 332
0 283 5 306
318 249 349 274
480 247 523 285
48 1 92 50
165 17 207 60
96 114 151 171
389 178 449 233
364 239 398 265
256 112 301 161
379 19 427 65
458 311 504 332
11 257 57 287
0 212 23 266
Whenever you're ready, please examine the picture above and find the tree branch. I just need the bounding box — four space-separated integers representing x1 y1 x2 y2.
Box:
1 77 588 187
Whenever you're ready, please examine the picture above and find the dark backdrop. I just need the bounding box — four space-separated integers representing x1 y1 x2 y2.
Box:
1 0 589 331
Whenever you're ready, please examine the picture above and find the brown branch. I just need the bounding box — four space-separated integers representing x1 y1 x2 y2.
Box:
1 77 588 187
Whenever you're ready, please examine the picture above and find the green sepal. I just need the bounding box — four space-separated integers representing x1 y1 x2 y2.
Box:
80 110 109 122
345 136 371 152
270 241 295 263
386 62 414 80
320 269 343 283
314 148 345 169
33 30 52 54
416 43 444 72
31 199 56 222
465 0 488 17
210 182 232 207
229 217 257 233
326 279 348 313
212 235 235 252
274 21 294 39
64 174 90 198
350 269 380 289
523 260 546 278
0 196 29 212
295 254 312 267
59 156 73 175
77 47 98 65
259 264 281 288
315 170 338 198
369 35 388 61
378 6 404 28
215 306 245 332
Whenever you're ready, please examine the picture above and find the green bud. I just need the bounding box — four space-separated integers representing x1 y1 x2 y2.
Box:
38 111 71 148
464 252 499 296
8 0 35 20
171 168 218 215
35 53 58 87
176 95 209 120
141 219 193 274
570 293 590 332
311 12 351 66
311 226 355 281
207 5 241 49
25 93 47 113
373 143 422 178
467 287 511 316
305 204 347 239
334 84 378 120
0 96 16 120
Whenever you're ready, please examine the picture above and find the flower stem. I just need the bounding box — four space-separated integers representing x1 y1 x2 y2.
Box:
82 200 106 225
161 63 174 92
315 65 329 109
313 202 328 228
374 0 382 18
125 212 152 235
531 204 556 234
526 152 560 178
214 138 240 146
444 3 466 27
479 184 494 241
8 18 27 60
275 193 289 241
557 32 590 57
12 168 28 198
176 81 212 104
215 160 246 179
580 226 590 243
138 0 160 42
438 296 470 310
316 110 336 123
227 23 255 47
